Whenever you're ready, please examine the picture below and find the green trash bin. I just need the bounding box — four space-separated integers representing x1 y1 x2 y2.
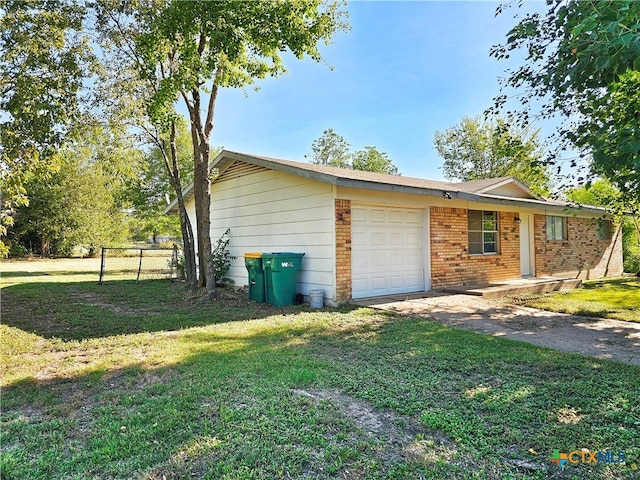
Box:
262 252 305 307
244 252 265 303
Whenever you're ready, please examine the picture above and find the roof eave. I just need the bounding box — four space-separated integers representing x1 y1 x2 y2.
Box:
458 191 607 214
163 150 610 216
334 177 451 198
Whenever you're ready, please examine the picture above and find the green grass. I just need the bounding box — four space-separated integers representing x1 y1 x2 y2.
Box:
516 277 640 322
1 263 639 479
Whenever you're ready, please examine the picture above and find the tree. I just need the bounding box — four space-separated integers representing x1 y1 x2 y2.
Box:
0 0 93 256
310 129 351 167
433 116 551 196
308 129 401 175
127 121 222 246
128 121 194 244
94 6 200 291
351 146 399 175
98 0 348 297
491 0 640 209
9 123 136 256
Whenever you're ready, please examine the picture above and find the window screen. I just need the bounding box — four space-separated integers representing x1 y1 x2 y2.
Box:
468 210 498 254
546 216 567 241
597 219 612 240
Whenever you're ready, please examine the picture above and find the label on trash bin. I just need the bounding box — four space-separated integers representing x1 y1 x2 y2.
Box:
281 261 294 268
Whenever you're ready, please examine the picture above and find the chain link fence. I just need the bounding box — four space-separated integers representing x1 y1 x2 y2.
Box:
99 247 178 283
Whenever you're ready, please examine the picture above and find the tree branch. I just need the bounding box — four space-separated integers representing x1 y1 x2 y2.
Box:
204 65 223 138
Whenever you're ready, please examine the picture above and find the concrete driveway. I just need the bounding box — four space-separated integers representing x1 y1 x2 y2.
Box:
355 292 640 365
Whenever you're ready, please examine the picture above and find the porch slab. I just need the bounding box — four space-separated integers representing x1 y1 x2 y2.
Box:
444 277 582 299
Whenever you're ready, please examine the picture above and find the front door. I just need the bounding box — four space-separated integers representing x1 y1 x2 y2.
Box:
519 213 534 276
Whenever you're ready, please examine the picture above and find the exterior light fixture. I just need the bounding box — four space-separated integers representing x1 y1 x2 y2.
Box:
515 216 522 224
442 191 452 200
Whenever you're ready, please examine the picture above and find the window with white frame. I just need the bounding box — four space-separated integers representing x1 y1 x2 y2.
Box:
546 216 567 241
597 219 612 240
468 210 498 254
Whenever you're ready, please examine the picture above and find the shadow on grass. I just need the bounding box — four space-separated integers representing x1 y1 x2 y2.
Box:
2 310 638 480
1 279 338 341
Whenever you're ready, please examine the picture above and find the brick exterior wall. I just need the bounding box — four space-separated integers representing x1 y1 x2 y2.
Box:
335 199 352 301
430 207 521 288
336 204 623 299
534 215 624 279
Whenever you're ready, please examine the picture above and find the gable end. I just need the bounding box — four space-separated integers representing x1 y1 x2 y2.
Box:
216 160 268 183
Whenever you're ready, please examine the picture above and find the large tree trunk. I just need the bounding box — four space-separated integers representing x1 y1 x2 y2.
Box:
159 122 197 291
177 201 197 291
183 67 221 300
41 237 50 258
200 140 216 295
192 138 212 293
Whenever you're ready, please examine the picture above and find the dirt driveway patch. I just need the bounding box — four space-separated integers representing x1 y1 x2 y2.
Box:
356 293 640 365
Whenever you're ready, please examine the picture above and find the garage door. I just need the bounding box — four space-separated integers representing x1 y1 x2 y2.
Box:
351 205 424 298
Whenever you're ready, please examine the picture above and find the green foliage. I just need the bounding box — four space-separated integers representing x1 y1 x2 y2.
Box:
566 179 622 209
132 1 349 122
310 128 351 167
128 216 181 244
97 0 349 290
211 228 235 286
309 129 401 175
622 219 640 274
7 243 29 258
126 120 202 244
8 123 139 256
577 69 640 203
492 0 640 205
351 146 400 175
0 0 94 252
434 116 551 195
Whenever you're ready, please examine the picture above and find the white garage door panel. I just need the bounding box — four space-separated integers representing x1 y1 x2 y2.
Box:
371 209 386 222
352 206 425 298
407 273 422 288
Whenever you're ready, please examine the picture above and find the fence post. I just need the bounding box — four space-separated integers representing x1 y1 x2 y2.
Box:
99 247 106 284
136 248 143 282
171 244 177 282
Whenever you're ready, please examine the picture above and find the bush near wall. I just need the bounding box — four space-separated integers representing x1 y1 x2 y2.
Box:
622 217 640 273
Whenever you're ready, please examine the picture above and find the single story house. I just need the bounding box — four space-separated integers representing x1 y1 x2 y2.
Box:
167 150 623 305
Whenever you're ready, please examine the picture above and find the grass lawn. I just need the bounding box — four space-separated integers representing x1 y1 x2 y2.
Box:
515 277 640 323
1 261 639 479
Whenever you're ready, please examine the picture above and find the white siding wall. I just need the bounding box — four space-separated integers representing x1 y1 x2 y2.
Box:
186 201 197 244
187 169 337 299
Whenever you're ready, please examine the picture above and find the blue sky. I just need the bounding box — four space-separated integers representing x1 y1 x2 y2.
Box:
211 1 545 180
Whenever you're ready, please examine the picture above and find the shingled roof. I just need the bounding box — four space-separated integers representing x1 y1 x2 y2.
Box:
166 150 603 214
